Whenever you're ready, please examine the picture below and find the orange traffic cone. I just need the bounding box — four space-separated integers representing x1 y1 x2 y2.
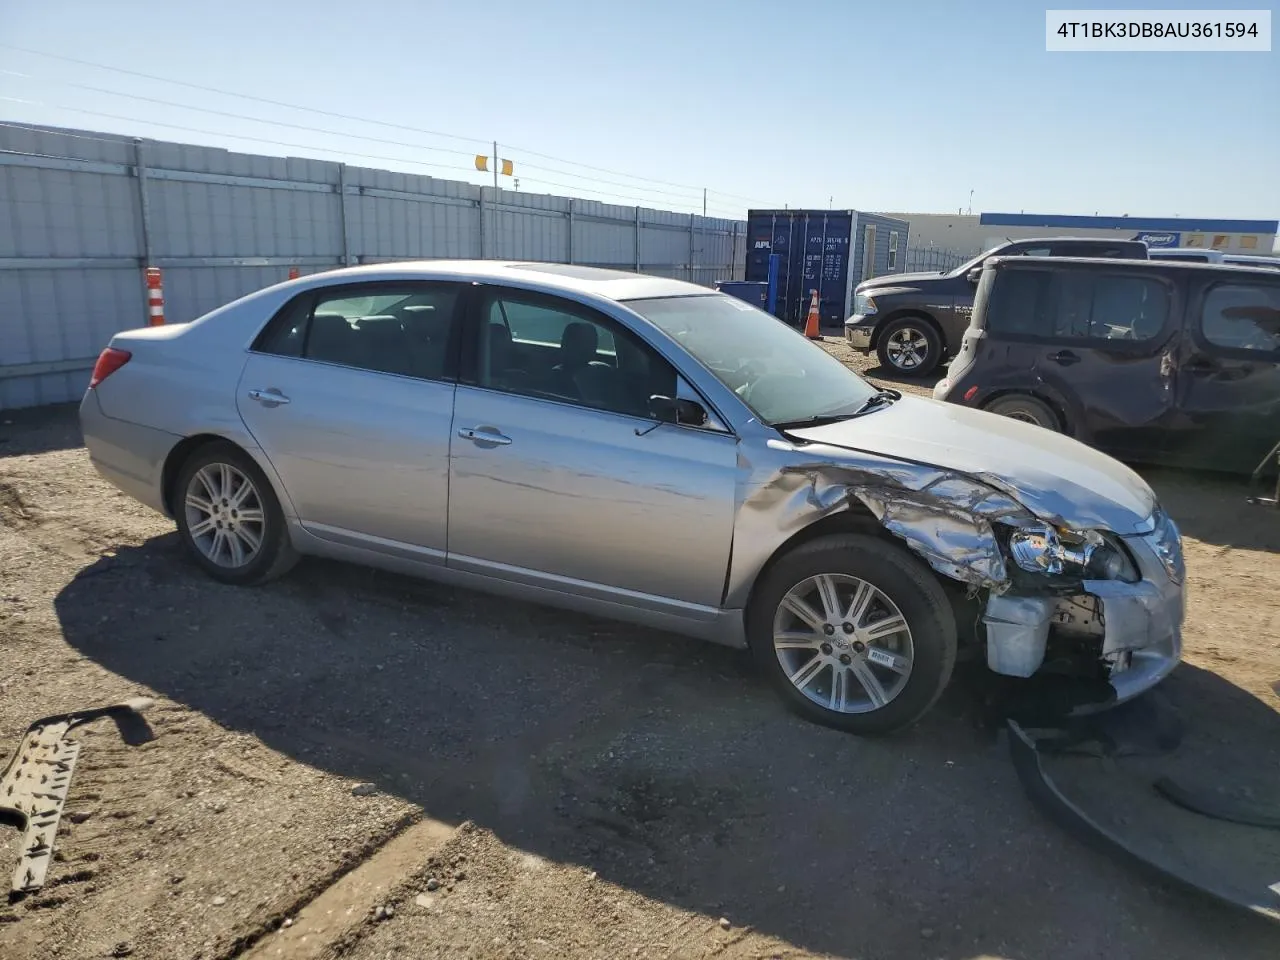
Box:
803 290 822 339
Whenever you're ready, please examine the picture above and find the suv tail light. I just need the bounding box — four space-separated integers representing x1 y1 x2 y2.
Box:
89 347 132 388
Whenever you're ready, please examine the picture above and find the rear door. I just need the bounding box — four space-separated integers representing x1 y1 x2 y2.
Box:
236 280 464 561
984 265 1180 459
1168 273 1280 472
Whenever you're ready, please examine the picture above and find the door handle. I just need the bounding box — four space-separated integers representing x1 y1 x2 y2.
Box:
247 388 290 406
1047 350 1080 366
458 426 512 446
1184 357 1217 376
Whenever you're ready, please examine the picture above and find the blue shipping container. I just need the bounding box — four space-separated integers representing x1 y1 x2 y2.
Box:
714 280 769 309
744 210 910 327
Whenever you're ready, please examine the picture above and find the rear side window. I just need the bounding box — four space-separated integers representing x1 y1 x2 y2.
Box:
1199 282 1280 354
988 269 1169 342
254 283 462 380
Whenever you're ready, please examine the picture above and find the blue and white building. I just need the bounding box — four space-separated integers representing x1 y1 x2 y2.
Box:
878 211 1280 258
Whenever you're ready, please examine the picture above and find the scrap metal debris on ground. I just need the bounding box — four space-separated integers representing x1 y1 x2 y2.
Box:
1 698 153 901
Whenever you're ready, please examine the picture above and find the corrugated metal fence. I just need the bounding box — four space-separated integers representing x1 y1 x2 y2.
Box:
0 123 747 410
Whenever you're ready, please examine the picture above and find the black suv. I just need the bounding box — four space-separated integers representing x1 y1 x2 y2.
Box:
844 237 1149 376
934 256 1280 474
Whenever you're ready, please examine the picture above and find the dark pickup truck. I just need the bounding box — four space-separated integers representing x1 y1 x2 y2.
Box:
843 237 1149 376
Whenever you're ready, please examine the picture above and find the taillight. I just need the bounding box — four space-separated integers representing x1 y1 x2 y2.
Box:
963 385 979 402
89 347 131 388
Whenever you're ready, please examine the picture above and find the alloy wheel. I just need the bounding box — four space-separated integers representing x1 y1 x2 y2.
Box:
183 462 266 569
885 328 929 370
772 574 914 714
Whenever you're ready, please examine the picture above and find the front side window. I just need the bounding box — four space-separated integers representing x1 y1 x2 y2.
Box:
1199 283 1280 354
477 289 674 419
256 283 461 380
624 294 878 426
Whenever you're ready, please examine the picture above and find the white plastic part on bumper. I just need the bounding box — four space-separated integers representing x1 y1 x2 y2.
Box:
983 594 1053 677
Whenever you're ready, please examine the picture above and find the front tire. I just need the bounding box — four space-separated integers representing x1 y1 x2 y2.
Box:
876 316 943 377
174 441 298 586
747 535 957 736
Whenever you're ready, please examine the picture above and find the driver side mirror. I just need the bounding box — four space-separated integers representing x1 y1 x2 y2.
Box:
648 394 708 427
967 266 984 284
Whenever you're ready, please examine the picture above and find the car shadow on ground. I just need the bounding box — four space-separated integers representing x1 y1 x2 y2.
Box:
1142 467 1280 554
0 403 83 457
53 538 1280 958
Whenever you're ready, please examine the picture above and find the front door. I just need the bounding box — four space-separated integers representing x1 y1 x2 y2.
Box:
984 264 1180 460
446 285 739 611
1167 273 1280 473
236 280 464 560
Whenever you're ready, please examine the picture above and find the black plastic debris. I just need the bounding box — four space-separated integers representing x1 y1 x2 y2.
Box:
1008 719 1280 926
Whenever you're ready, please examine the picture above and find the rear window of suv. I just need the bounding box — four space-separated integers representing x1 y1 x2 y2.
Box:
987 268 1170 342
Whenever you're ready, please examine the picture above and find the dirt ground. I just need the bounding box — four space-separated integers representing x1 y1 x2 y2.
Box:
1 344 1278 960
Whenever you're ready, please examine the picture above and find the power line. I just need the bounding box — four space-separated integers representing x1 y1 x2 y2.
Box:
0 70 477 159
1 69 715 206
0 120 134 146
0 44 774 207
0 45 490 148
0 101 732 213
0 96 477 177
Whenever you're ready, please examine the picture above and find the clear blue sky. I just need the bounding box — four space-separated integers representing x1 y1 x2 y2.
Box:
1 0 1277 222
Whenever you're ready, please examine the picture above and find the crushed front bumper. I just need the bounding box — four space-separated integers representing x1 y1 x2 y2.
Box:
984 532 1184 707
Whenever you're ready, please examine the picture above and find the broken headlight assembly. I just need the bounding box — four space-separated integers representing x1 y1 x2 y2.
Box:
1006 524 1140 583
1147 506 1185 585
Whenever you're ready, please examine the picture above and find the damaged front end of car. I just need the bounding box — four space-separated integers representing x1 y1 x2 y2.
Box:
731 439 1185 706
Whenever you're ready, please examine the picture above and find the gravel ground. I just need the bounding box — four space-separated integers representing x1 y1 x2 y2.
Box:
1 343 1278 960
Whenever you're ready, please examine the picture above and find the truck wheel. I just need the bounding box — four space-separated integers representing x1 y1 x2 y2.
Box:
876 316 942 377
747 535 957 736
984 395 1061 432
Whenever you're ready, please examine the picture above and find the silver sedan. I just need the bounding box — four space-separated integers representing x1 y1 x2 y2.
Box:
80 262 1185 735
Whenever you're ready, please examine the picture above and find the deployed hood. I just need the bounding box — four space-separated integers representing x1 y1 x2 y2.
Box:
788 395 1156 535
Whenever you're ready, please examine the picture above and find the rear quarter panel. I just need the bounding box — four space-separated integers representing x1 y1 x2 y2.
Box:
88 282 305 516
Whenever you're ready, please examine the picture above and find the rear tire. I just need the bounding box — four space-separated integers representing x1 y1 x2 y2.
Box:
984 394 1061 432
876 316 943 377
174 441 298 586
747 535 957 736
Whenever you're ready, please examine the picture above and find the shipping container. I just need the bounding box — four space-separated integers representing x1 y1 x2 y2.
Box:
744 210 910 327
714 280 769 309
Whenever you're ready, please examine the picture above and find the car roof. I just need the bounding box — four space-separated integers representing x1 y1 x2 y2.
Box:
994 236 1146 245
990 255 1278 273
294 260 710 302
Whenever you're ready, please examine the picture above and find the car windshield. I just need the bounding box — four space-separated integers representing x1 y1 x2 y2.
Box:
623 294 879 426
946 241 1012 276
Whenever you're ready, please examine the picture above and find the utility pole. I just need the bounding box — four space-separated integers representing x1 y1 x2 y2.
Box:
967 189 973 215
492 141 499 190
703 188 707 217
